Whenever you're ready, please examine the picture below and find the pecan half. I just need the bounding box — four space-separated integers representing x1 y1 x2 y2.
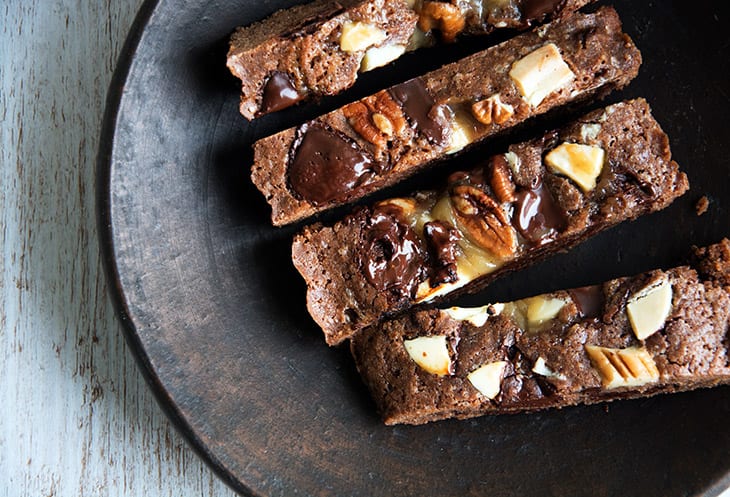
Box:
451 185 517 258
490 155 516 203
417 2 466 43
343 91 407 148
471 94 514 126
343 101 386 148
375 197 418 217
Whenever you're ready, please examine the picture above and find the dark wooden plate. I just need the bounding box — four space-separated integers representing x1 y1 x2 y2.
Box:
98 1 730 495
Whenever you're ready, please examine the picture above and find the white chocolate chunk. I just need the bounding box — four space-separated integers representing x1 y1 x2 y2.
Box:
445 120 471 154
361 43 407 72
415 269 471 303
404 335 452 376
580 123 602 142
340 22 387 53
544 143 605 192
585 345 660 389
524 295 567 330
509 43 575 107
626 276 673 340
531 356 566 380
442 304 504 327
467 361 508 399
504 151 521 176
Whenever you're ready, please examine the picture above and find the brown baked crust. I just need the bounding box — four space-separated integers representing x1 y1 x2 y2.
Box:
254 7 641 225
350 239 730 425
227 0 594 120
292 99 689 345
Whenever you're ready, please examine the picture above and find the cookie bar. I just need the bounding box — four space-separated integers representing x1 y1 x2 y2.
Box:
227 0 593 120
350 240 730 425
253 7 640 225
292 99 689 345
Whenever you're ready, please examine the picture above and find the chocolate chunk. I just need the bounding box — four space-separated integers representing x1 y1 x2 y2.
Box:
521 0 566 23
424 221 462 286
260 72 303 114
513 182 567 244
569 285 604 319
288 124 375 205
389 78 449 146
360 206 424 300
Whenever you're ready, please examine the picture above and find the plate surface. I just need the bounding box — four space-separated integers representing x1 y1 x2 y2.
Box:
98 1 730 496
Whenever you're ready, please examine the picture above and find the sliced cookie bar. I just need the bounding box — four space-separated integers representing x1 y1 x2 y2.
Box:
350 239 730 425
253 7 641 225
292 99 689 345
227 0 593 120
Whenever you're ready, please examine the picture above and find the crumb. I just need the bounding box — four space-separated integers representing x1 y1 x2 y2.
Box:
695 196 710 216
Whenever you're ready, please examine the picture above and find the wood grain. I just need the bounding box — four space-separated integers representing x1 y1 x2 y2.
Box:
0 1 236 495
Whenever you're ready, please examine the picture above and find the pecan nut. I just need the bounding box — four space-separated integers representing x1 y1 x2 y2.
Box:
490 155 517 203
343 101 386 148
417 2 466 43
451 184 517 258
471 94 514 126
343 91 407 148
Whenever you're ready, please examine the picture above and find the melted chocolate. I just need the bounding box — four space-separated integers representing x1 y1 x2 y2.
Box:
521 0 566 23
288 124 375 205
260 72 303 114
423 221 461 287
361 206 424 299
569 285 604 319
513 182 567 245
389 78 448 146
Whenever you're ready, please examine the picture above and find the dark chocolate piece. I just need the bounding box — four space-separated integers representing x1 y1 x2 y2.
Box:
351 240 730 425
389 79 449 146
522 0 566 23
569 285 604 319
424 221 461 286
361 205 424 300
514 182 567 245
260 72 304 115
288 124 375 205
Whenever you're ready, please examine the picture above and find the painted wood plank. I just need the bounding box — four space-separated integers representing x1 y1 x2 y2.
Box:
0 1 237 495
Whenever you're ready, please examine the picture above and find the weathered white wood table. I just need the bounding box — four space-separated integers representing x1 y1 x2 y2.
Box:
1 2 236 495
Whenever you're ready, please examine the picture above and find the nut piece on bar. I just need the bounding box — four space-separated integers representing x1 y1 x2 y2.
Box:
227 0 594 120
350 239 730 425
253 7 640 225
292 99 689 345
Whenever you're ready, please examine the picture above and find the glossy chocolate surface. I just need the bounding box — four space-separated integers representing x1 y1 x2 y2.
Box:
569 285 605 319
424 220 462 286
361 205 424 300
260 71 303 115
288 124 374 205
522 0 567 23
514 182 567 245
389 78 449 147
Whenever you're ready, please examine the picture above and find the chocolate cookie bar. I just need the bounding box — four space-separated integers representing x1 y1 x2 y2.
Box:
254 7 640 225
292 99 688 345
227 0 593 120
351 240 730 425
